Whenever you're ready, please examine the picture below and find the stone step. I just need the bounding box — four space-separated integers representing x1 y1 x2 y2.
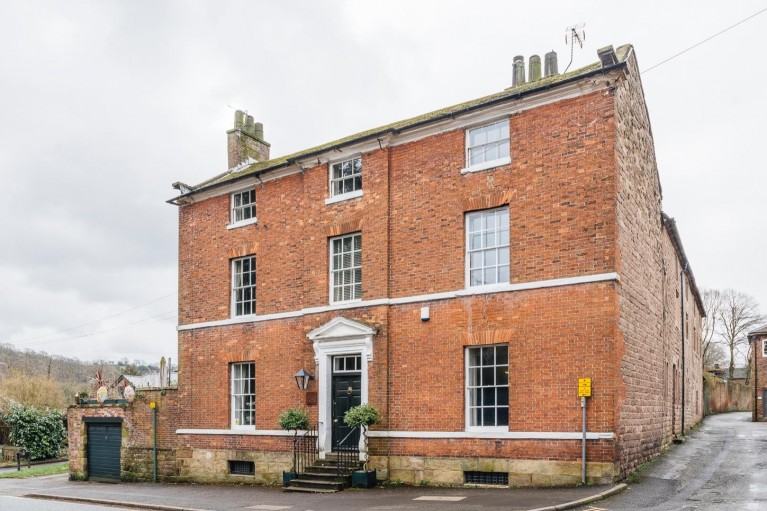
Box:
301 470 348 481
283 486 339 494
286 478 347 492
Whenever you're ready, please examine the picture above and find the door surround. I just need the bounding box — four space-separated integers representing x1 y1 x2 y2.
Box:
307 317 376 457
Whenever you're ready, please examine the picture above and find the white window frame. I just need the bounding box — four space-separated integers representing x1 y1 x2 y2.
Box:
231 362 255 429
231 256 256 317
461 118 511 174
325 156 363 205
333 354 362 373
329 233 362 304
465 207 510 289
228 189 257 229
465 344 509 432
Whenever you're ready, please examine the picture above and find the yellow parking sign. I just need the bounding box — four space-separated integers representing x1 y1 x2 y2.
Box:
578 378 591 397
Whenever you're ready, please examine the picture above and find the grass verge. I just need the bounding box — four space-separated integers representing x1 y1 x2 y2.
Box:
0 462 68 479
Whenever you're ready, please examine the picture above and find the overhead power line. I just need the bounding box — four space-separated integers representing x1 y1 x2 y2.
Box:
24 310 178 347
4 291 177 345
643 7 767 73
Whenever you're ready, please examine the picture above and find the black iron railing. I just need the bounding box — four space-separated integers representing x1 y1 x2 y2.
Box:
295 424 318 476
334 425 360 480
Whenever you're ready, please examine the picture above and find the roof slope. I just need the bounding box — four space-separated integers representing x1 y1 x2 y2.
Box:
750 322 767 336
173 44 633 200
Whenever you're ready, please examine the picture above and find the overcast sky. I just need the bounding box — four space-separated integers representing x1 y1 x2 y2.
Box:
1 1 765 365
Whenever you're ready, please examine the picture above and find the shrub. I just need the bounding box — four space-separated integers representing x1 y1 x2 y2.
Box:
2 403 66 460
278 408 309 432
343 403 380 431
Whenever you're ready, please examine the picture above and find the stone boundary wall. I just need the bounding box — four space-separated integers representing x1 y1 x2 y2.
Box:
704 377 751 415
67 388 180 482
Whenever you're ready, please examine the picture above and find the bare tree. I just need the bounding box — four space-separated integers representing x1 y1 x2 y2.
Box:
718 289 765 379
702 289 724 368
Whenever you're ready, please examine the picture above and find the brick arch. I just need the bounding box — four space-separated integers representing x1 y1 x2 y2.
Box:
461 329 515 346
229 244 258 259
460 190 517 213
325 217 364 237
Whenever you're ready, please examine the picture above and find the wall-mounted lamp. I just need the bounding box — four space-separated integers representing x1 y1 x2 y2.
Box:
294 369 314 390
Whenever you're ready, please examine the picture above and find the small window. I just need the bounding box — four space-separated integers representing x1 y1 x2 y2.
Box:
465 119 510 171
763 339 767 357
231 362 255 428
228 460 254 475
466 345 509 429
466 207 510 287
330 233 362 303
232 256 256 316
330 157 362 198
333 355 362 373
231 190 256 225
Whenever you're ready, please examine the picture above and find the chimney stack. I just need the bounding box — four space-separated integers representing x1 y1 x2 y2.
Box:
544 51 558 77
512 55 526 86
227 109 271 170
528 55 541 82
597 45 618 68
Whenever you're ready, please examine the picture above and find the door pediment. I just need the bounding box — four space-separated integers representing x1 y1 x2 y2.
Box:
307 317 376 342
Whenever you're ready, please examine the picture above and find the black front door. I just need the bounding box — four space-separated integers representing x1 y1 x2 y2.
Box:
332 373 361 450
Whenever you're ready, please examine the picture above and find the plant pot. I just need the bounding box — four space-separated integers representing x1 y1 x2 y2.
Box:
282 471 297 487
351 469 377 488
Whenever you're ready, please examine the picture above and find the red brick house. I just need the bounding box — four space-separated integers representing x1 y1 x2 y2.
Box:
69 43 705 487
749 323 767 420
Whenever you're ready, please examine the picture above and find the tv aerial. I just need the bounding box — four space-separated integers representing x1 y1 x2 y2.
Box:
564 23 586 73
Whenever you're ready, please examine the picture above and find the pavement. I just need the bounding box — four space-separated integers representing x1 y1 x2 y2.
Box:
0 471 625 511
572 411 767 511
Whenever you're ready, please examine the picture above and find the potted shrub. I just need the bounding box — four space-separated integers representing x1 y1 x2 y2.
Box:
278 408 309 486
343 403 380 488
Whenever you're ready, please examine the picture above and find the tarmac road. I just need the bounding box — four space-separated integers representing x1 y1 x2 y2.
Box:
576 412 767 511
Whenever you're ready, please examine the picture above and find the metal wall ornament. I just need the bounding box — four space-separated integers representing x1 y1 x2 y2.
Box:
124 385 136 403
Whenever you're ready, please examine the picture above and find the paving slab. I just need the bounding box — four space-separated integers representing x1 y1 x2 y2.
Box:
0 473 624 511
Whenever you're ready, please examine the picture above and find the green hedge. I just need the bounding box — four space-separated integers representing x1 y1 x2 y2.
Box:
1 404 67 460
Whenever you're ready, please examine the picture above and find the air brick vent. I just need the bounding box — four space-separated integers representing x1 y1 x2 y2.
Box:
464 471 508 486
228 460 255 475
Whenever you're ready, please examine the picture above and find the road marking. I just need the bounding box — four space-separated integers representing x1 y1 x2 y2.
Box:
246 506 292 510
413 496 467 501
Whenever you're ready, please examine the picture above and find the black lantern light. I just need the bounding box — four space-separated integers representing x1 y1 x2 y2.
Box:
294 369 314 390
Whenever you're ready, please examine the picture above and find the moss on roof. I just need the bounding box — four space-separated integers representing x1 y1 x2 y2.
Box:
185 45 632 194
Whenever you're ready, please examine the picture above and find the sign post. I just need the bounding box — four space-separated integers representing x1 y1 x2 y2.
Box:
578 378 591 485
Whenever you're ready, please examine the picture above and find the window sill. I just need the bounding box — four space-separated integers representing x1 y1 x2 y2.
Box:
325 189 363 205
460 156 511 175
227 217 258 230
231 312 257 320
231 425 256 431
458 282 512 295
465 426 509 434
330 298 362 306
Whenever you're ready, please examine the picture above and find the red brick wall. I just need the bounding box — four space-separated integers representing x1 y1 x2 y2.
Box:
172 51 700 480
752 334 767 420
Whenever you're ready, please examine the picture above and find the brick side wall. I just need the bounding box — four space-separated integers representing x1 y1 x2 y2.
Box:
752 334 767 420
614 51 703 477
67 389 180 482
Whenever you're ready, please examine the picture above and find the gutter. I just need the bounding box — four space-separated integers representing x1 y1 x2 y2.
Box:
168 60 629 205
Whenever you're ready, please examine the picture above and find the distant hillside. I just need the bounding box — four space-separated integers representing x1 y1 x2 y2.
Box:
0 344 160 404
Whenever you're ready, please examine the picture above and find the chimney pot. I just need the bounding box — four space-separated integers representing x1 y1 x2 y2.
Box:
529 55 541 82
544 51 558 77
512 55 526 86
597 45 618 68
254 122 264 141
227 110 271 168
234 110 244 130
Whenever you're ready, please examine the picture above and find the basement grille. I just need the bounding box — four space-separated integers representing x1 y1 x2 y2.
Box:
228 460 255 475
464 471 508 486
